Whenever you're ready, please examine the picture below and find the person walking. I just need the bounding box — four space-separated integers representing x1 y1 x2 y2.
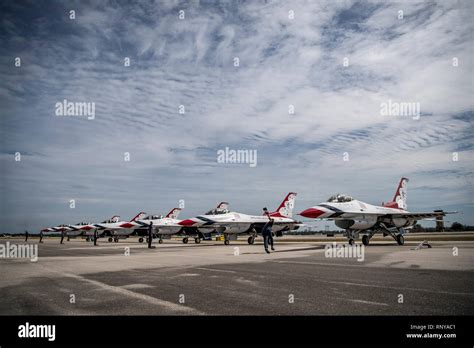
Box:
147 221 154 249
93 229 98 246
261 218 275 254
39 230 44 243
60 230 65 244
24 230 29 242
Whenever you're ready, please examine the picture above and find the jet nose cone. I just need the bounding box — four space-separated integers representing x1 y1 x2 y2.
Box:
178 219 196 226
299 207 325 218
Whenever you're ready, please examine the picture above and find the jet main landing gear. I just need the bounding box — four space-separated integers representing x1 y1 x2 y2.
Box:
396 234 405 245
248 228 257 245
379 223 406 246
362 235 370 246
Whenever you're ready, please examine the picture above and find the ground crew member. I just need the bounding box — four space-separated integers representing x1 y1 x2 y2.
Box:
60 230 65 244
148 221 154 249
24 230 29 242
261 218 275 254
39 230 44 243
93 229 98 246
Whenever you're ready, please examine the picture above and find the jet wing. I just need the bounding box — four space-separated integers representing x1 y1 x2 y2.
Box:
156 225 182 234
326 211 455 220
386 211 456 219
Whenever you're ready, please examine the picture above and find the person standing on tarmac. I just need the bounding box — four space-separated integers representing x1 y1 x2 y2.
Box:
93 228 98 246
261 217 275 254
60 230 65 244
147 221 154 249
24 230 29 242
39 230 44 243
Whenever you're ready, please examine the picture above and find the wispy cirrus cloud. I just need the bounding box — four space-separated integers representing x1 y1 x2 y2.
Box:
0 0 472 232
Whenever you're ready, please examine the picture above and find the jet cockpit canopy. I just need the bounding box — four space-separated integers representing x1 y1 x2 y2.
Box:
327 194 353 203
142 214 163 220
205 208 229 215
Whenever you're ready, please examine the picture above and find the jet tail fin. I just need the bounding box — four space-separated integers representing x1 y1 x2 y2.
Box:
267 192 297 218
166 208 181 219
383 177 408 210
130 212 146 221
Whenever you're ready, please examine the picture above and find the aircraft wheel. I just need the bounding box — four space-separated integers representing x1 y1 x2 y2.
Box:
396 234 405 246
248 236 255 245
362 235 370 246
114 237 119 243
138 238 144 243
348 238 355 245
194 238 201 244
158 239 163 244
86 237 90 242
224 239 230 245
183 237 188 244
108 237 113 243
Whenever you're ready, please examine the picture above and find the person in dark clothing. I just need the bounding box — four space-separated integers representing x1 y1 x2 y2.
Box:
261 218 274 254
93 229 98 246
147 221 154 248
39 231 44 243
60 230 65 244
24 230 29 242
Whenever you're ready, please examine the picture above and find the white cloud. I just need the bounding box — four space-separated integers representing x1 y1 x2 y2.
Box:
0 0 472 232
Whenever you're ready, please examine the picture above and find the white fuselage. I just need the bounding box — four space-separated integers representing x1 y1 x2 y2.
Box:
303 200 415 230
134 217 183 235
180 211 296 234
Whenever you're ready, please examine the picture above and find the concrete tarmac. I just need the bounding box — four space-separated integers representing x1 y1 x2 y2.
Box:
1 236 473 315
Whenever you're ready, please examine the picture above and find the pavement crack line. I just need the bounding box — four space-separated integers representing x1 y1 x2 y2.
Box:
334 298 389 306
63 273 206 315
195 267 237 273
29 262 205 315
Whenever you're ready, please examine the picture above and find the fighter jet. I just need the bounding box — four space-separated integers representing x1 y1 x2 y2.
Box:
98 212 147 242
132 205 229 245
40 224 71 235
178 193 298 245
65 213 145 242
299 178 455 246
132 208 184 244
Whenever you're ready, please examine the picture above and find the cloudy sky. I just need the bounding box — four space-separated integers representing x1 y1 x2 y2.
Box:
0 0 473 233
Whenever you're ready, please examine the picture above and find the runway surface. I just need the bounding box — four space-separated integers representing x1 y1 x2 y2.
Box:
1 236 473 315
